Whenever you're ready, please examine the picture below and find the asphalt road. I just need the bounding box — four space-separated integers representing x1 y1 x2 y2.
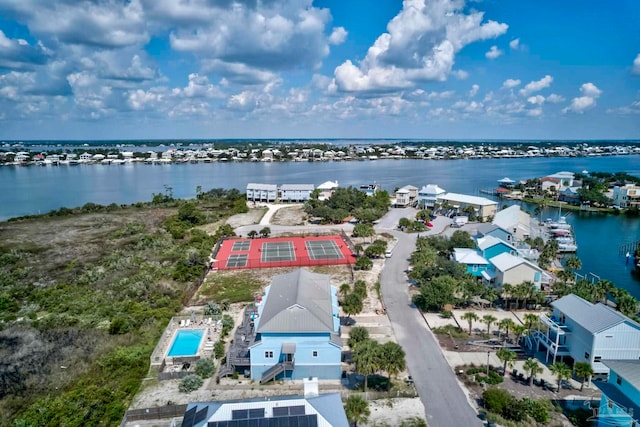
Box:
376 211 484 427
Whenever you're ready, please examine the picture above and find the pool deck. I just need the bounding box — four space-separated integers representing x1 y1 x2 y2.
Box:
151 315 223 371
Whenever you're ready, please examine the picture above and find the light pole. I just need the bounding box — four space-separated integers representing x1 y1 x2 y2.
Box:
486 351 491 377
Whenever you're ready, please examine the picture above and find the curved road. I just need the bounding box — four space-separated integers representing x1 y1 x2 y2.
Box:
234 207 483 426
376 211 484 427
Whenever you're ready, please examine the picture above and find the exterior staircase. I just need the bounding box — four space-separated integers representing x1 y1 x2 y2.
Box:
259 361 294 384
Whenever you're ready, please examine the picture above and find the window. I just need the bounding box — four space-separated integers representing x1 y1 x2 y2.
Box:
616 376 622 386
472 265 478 272
584 352 590 360
594 356 601 362
265 351 273 359
312 350 318 358
607 398 614 409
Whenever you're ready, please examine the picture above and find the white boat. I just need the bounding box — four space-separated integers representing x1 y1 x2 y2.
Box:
558 243 578 253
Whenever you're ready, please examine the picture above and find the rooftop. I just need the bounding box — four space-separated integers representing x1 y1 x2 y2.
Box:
438 192 497 206
552 294 638 334
256 269 336 334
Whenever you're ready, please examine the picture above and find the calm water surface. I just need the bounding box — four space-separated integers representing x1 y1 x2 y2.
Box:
1 156 639 297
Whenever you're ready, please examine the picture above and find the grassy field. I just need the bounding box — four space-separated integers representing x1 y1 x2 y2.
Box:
0 191 245 426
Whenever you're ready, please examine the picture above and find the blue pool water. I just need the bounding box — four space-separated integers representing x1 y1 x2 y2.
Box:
168 329 204 357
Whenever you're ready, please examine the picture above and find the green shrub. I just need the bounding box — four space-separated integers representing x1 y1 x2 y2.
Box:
523 398 550 423
503 398 528 422
179 374 204 393
482 388 511 414
354 256 373 271
195 358 215 378
353 280 367 299
108 317 131 335
214 341 226 359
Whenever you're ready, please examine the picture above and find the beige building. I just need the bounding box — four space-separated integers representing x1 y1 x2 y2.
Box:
486 252 549 289
492 205 531 242
436 192 498 220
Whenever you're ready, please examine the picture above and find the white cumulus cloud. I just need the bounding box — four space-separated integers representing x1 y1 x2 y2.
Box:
502 78 521 89
485 45 503 59
563 82 602 113
509 38 520 50
331 0 508 93
519 75 553 96
329 27 348 45
468 84 479 97
527 95 545 105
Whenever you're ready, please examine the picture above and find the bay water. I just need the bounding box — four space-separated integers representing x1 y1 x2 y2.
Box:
1 155 639 297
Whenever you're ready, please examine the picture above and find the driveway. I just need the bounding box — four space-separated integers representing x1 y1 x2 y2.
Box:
377 217 483 427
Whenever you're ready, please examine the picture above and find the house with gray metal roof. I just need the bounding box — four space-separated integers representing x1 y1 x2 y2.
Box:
279 184 314 203
594 360 640 426
249 269 342 382
246 183 278 202
529 294 640 380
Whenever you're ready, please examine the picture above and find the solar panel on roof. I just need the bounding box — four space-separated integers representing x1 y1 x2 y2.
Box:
194 407 209 424
232 409 249 420
182 406 198 427
289 406 305 416
249 408 265 419
272 406 289 417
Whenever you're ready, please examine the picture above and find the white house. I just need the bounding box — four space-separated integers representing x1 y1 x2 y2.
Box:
492 205 531 242
530 294 640 380
417 184 446 208
316 181 339 201
612 184 640 209
395 185 418 207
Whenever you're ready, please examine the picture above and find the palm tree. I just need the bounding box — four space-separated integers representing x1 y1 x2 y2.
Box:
496 348 517 375
523 313 539 333
501 283 513 307
550 362 572 392
247 230 258 239
344 395 370 427
482 314 497 335
511 324 527 344
498 318 516 342
595 279 615 304
380 342 406 394
519 281 536 309
573 361 594 391
354 243 363 257
339 283 352 299
565 255 582 272
352 339 380 394
461 312 479 335
523 358 543 385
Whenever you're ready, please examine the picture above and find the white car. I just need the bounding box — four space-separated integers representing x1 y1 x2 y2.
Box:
385 250 393 258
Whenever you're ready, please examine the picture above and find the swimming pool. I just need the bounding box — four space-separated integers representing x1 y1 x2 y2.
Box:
167 329 205 357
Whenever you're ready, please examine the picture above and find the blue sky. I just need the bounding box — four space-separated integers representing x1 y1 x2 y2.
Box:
0 0 639 140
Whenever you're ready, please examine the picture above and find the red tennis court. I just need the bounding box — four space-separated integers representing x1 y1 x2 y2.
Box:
212 235 355 270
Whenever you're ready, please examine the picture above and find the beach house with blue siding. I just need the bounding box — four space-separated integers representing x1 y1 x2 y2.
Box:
530 294 640 380
477 235 518 260
249 269 342 382
474 223 514 244
594 360 640 426
452 248 489 277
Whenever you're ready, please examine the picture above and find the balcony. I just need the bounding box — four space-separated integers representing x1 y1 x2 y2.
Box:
539 313 571 334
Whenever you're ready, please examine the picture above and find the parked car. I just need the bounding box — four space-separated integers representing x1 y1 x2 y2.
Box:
424 222 433 227
385 250 393 258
